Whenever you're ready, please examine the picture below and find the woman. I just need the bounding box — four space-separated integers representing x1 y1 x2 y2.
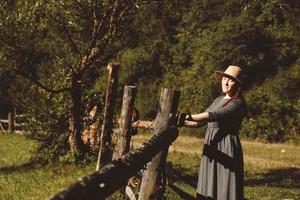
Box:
184 65 247 200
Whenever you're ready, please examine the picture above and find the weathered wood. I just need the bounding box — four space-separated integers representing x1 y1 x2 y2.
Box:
138 88 180 200
132 120 155 129
0 114 27 134
0 119 8 123
115 85 137 198
0 121 6 133
82 105 101 154
8 112 15 133
96 63 120 170
116 85 137 157
50 126 179 200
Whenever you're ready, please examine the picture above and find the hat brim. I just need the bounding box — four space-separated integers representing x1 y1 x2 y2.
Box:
214 71 243 86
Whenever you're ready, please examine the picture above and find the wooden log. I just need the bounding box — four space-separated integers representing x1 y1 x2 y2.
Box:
96 63 120 170
132 120 155 129
8 112 15 133
116 85 137 157
138 88 180 200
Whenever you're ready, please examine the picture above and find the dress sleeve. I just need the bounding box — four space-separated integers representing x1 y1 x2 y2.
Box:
208 99 245 122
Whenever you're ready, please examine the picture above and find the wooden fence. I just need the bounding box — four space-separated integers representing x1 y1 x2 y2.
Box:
51 126 179 200
50 63 186 200
0 113 26 134
51 86 185 200
2 62 185 200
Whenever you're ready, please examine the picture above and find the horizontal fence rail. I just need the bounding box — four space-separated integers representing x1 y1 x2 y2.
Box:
0 114 27 133
0 119 25 127
51 126 179 200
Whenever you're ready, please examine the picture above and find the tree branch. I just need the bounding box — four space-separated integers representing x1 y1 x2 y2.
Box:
50 13 82 56
61 19 82 56
76 0 137 73
15 69 71 94
76 2 111 72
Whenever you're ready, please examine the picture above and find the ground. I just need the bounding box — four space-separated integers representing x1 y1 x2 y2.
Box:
0 133 299 200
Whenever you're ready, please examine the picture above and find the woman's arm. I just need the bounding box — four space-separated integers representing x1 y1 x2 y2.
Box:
189 112 209 122
183 120 200 127
208 100 245 121
183 112 209 128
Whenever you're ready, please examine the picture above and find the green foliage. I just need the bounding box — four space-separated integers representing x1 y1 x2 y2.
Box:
118 47 162 118
162 0 300 142
1 0 300 164
0 0 144 161
21 83 70 163
242 60 300 142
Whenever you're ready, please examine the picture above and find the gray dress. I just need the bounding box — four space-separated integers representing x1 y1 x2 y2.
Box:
196 96 246 200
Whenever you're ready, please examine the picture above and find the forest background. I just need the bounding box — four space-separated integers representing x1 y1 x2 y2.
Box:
0 0 300 162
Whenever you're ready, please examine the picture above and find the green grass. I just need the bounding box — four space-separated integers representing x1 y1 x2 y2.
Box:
0 134 95 200
0 134 37 168
1 133 300 200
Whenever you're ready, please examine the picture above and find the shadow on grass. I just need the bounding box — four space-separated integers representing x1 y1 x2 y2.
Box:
169 184 196 200
245 167 300 188
167 162 198 189
0 160 44 173
166 162 198 199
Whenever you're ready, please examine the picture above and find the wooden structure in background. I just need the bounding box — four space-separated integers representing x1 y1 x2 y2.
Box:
0 112 26 134
8 112 15 133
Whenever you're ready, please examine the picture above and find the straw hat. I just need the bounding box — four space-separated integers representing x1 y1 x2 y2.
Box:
214 65 243 86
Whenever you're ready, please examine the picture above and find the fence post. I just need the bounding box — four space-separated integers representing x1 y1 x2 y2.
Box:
116 85 137 157
96 62 120 170
8 112 15 133
115 85 137 198
138 88 180 200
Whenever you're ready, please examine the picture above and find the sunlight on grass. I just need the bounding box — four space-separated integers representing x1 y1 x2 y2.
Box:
0 133 299 199
132 133 300 171
0 134 37 168
132 132 300 200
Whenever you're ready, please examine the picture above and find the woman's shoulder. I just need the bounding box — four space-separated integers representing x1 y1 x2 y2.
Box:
212 96 246 107
229 96 247 110
214 96 225 102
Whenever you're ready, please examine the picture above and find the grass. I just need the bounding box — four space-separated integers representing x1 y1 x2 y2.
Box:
132 134 300 200
0 133 300 200
0 134 95 200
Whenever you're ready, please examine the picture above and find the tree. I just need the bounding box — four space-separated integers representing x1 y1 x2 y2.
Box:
0 0 139 159
118 0 190 118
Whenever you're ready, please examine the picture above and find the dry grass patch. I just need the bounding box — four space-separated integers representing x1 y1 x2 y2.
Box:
132 133 300 171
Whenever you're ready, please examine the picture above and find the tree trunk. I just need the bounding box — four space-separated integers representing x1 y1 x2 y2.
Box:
68 71 85 156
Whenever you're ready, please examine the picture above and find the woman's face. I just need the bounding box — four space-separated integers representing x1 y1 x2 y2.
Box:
221 76 238 96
